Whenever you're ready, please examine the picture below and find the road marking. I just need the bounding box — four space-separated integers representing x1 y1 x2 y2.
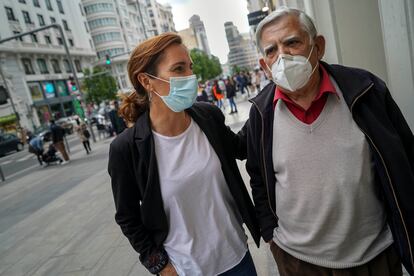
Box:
0 160 13 165
16 155 32 162
3 164 39 180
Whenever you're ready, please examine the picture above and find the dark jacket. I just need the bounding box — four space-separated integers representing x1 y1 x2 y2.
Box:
50 123 65 143
246 61 414 275
226 83 236 98
108 103 260 274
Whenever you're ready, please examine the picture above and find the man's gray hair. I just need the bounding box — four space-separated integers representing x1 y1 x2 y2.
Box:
255 7 317 54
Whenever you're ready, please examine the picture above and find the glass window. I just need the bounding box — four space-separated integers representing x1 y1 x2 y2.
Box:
74 60 82 72
22 11 32 24
84 21 89 33
50 59 61 73
63 59 72 73
56 0 64 14
42 81 56 98
44 35 51 44
88 17 117 30
50 17 56 23
28 82 44 101
56 80 69 96
5 7 17 21
45 0 53 11
33 0 40 7
62 19 69 30
31 34 38 43
84 3 114 14
92 32 121 45
37 59 49 74
21 58 35 74
13 31 23 42
19 0 26 3
37 14 45 26
57 37 63 45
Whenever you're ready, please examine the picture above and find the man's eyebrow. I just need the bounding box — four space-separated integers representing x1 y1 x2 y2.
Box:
281 35 301 43
263 44 276 53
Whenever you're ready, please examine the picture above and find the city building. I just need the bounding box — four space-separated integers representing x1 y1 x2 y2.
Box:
0 0 96 132
189 15 211 56
225 21 259 72
81 0 151 92
146 0 175 36
178 27 198 50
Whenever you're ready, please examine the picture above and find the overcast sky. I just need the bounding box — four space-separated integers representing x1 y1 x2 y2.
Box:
157 0 252 64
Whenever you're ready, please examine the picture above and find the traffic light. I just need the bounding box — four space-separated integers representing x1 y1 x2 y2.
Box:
105 54 111 65
68 76 77 91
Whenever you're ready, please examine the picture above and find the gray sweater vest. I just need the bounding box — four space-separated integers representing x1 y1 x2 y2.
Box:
272 83 393 268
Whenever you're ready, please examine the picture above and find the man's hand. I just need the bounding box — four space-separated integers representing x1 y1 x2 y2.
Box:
159 262 178 276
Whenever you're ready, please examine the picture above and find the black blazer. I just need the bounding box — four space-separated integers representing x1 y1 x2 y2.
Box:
108 102 260 274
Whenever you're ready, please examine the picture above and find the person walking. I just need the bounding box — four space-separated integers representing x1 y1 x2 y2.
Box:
226 77 238 114
108 100 127 135
108 33 260 276
246 7 413 276
212 79 225 109
50 120 70 164
75 119 91 154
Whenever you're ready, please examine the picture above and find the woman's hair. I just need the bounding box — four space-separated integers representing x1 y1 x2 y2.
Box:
119 32 182 124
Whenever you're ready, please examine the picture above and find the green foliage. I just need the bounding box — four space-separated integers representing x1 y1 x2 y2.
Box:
82 67 117 105
190 49 222 82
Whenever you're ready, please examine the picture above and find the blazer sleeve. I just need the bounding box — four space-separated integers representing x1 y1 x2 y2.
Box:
108 140 169 274
246 106 278 242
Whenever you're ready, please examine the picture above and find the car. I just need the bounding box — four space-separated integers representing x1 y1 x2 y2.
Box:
0 133 24 156
56 117 76 135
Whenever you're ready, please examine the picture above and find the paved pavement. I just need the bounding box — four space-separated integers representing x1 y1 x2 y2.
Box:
0 94 408 275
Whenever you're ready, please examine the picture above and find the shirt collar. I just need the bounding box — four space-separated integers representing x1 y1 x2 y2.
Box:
273 63 338 107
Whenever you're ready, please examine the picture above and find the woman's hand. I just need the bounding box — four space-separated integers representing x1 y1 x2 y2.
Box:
159 262 178 276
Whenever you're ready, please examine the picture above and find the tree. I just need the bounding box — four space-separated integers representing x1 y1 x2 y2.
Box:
190 49 222 82
82 67 118 105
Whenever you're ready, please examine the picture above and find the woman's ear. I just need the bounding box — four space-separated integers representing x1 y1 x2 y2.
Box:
137 73 151 91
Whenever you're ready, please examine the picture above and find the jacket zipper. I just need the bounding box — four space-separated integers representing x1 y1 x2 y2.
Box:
251 101 278 219
351 83 414 270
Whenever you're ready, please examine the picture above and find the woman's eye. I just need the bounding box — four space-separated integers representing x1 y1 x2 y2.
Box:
174 66 184 72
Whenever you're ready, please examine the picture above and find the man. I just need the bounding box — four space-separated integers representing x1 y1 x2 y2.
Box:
28 135 44 166
246 7 413 276
108 101 126 135
50 119 70 164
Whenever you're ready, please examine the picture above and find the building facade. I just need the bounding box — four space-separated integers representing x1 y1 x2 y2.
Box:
178 27 198 50
189 15 211 56
146 0 175 36
0 0 96 132
225 21 259 72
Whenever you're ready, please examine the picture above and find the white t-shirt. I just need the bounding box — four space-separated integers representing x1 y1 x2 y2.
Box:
152 118 247 276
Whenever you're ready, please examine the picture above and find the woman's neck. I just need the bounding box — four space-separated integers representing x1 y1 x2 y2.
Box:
149 103 190 136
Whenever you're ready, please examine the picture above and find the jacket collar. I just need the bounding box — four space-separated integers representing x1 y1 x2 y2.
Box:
250 61 374 113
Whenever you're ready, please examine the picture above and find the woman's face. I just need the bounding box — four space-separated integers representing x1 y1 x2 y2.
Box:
149 43 193 97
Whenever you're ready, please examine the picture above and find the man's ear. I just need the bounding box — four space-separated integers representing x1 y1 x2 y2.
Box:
314 35 325 60
259 58 272 79
137 73 151 91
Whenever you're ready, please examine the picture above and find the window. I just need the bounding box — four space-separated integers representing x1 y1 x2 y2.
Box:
92 32 122 45
62 19 69 30
84 3 114 14
50 59 61 73
37 14 45 26
79 3 84 15
44 35 51 44
56 0 64 14
84 22 89 33
68 39 74 46
5 7 17 21
21 58 35 74
50 17 56 23
22 11 32 24
33 0 40 7
45 0 53 11
31 34 38 43
74 60 82 72
28 82 44 101
19 0 26 3
63 59 72 73
13 31 23 41
37 59 49 74
87 17 117 30
57 37 63 45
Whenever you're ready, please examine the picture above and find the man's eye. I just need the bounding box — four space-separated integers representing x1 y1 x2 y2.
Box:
287 40 299 46
265 47 275 56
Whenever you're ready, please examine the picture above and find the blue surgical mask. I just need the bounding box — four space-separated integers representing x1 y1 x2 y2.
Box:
146 73 198 112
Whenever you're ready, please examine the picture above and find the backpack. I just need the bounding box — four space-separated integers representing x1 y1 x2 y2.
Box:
83 129 91 139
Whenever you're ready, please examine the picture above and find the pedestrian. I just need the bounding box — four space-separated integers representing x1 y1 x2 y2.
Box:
226 77 238 114
247 7 413 276
212 79 225 109
75 119 91 154
108 100 127 135
108 33 260 276
196 83 209 102
28 135 44 166
49 119 70 164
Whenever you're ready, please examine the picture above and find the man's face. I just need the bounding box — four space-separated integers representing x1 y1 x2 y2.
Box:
260 15 320 70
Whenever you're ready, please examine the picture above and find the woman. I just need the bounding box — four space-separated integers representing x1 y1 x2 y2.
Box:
75 119 91 154
225 77 238 114
212 79 225 109
108 33 260 276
